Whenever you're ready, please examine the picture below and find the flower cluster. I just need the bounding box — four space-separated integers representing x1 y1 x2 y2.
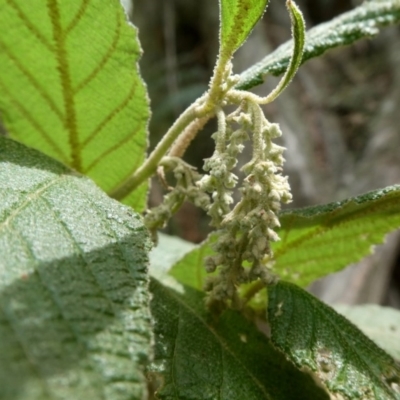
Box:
200 99 292 305
144 157 210 241
144 84 292 306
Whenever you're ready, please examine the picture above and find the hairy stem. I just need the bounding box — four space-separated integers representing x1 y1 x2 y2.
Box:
168 115 212 157
109 100 209 200
243 280 265 304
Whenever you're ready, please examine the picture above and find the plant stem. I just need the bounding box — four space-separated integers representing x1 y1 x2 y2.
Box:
109 100 208 201
109 54 231 201
168 115 212 157
243 280 265 304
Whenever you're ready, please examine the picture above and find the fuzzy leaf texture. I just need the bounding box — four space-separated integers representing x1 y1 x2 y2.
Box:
237 0 400 90
219 0 269 61
268 281 400 400
274 185 400 287
150 279 329 400
0 137 152 400
262 0 305 102
0 0 150 211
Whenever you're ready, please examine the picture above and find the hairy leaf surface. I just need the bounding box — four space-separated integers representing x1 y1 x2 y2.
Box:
0 137 152 400
0 0 149 211
268 281 400 400
219 0 269 60
237 0 400 90
150 279 329 400
274 185 400 287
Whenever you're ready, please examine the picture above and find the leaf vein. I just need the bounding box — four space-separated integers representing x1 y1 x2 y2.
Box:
74 8 122 94
0 176 67 231
0 39 64 120
64 0 92 36
276 198 400 259
5 0 54 52
47 0 81 171
154 280 272 399
81 79 139 149
0 79 68 163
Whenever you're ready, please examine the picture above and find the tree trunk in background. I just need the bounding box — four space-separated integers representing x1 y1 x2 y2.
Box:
131 0 400 307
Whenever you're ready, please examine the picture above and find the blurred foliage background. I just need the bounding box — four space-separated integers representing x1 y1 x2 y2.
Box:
127 0 400 308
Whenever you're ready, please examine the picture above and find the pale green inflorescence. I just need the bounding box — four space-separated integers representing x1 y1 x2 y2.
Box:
198 87 292 305
145 68 292 305
144 0 304 305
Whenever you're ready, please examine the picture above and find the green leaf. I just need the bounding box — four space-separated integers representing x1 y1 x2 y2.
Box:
150 278 329 400
167 235 215 291
273 185 400 287
149 232 197 293
261 0 305 103
267 281 400 400
237 0 400 90
0 0 150 211
219 0 269 61
335 305 400 362
149 233 196 275
0 137 152 400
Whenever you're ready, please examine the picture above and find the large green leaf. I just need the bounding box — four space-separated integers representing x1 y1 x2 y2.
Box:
268 281 400 400
219 0 269 61
274 185 400 287
0 0 149 211
0 137 152 400
150 278 329 400
237 0 400 90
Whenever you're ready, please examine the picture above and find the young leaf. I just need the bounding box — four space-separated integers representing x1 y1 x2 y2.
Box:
267 281 400 400
0 137 152 399
273 185 400 287
0 0 150 211
237 0 400 90
219 0 269 61
259 0 305 103
150 279 329 400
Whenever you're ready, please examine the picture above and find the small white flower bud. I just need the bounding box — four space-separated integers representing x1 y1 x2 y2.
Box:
267 228 280 242
268 189 281 202
268 123 282 138
256 236 268 252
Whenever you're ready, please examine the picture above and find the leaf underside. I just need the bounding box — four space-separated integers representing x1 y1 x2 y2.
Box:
0 0 150 211
237 0 400 90
0 137 152 400
266 0 305 101
150 278 329 400
274 185 400 287
268 281 400 400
